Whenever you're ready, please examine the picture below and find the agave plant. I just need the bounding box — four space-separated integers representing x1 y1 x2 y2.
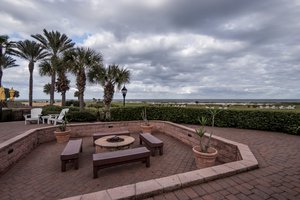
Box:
195 108 222 153
141 108 149 126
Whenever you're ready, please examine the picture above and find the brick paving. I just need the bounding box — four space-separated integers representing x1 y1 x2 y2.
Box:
0 121 49 143
0 122 300 199
148 125 300 200
0 128 197 200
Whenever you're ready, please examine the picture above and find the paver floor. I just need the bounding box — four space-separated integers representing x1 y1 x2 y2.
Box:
0 131 197 200
1 122 300 200
0 121 49 143
148 125 300 200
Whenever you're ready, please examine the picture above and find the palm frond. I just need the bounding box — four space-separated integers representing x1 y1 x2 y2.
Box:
2 55 18 69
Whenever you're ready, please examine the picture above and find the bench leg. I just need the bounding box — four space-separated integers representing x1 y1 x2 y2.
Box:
74 159 79 170
93 166 98 178
80 145 83 152
151 148 155 157
159 147 163 155
61 160 67 172
139 138 143 145
146 157 150 167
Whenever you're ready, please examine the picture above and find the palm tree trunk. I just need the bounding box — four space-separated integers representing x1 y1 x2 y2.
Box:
79 92 84 111
0 45 3 87
104 103 111 120
103 83 114 120
0 69 2 87
77 69 86 111
61 91 66 106
0 46 2 121
28 62 34 107
50 72 56 105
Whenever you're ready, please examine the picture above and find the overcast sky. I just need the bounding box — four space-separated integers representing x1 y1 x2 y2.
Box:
1 0 300 100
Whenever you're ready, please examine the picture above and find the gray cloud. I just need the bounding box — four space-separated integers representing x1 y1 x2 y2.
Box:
1 0 300 100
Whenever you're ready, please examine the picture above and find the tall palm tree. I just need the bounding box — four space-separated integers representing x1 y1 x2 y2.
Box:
0 35 16 87
13 40 49 106
65 47 103 111
88 64 130 120
56 60 70 106
39 60 54 101
32 29 74 105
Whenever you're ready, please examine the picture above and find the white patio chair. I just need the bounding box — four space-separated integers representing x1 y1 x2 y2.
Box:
48 108 69 125
24 108 43 125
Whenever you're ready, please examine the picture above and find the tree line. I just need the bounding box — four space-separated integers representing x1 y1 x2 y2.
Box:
0 29 130 119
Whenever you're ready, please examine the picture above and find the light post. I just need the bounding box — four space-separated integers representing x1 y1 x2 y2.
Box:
121 85 127 107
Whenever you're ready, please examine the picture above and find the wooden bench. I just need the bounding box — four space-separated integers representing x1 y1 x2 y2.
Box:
60 139 83 172
139 133 164 156
93 130 130 146
93 147 150 178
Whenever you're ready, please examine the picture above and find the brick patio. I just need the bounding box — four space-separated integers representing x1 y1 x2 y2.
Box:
0 122 300 199
148 125 300 200
0 129 197 200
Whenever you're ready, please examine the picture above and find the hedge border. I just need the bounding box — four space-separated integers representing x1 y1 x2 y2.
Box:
110 106 300 135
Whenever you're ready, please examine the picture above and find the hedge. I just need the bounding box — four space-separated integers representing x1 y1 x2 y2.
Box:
67 111 97 122
1 109 12 122
110 106 300 135
42 105 80 115
41 105 96 122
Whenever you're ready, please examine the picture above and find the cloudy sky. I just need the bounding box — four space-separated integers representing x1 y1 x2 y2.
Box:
1 0 300 100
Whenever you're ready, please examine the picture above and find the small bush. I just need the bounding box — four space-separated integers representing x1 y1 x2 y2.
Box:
67 111 97 122
42 105 62 115
65 100 81 107
42 105 79 115
87 102 103 109
1 109 12 122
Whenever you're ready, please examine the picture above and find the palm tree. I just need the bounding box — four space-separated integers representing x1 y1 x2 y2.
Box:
74 90 79 101
88 64 130 120
56 61 70 106
13 40 49 106
32 29 74 105
0 35 16 87
43 83 51 95
65 47 103 111
39 60 54 101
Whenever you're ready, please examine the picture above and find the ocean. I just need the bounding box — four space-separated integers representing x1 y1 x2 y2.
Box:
19 99 300 104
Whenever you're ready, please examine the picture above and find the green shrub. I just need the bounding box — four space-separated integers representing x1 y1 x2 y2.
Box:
67 111 97 122
42 105 61 115
1 109 12 122
65 100 81 107
42 105 79 115
87 102 103 109
110 106 300 135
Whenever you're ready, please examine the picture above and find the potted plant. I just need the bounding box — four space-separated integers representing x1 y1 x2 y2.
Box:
140 108 153 134
192 109 221 168
54 115 71 143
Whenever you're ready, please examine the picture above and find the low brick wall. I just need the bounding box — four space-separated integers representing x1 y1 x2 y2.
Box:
0 120 240 175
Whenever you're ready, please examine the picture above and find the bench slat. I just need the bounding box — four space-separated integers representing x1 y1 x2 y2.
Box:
93 147 150 178
139 133 164 156
60 139 83 172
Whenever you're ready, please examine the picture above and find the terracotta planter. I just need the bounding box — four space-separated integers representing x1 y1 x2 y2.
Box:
54 129 71 143
141 124 153 134
192 146 218 168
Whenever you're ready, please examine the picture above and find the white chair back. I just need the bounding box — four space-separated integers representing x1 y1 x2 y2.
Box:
31 108 42 118
58 108 69 120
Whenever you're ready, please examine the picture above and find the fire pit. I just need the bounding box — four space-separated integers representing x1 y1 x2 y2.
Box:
106 135 125 143
94 135 135 153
